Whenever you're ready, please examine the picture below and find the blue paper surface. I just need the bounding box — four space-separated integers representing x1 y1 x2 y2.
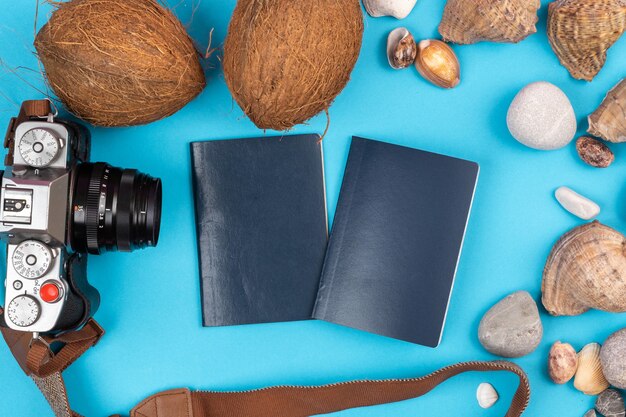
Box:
0 1 625 415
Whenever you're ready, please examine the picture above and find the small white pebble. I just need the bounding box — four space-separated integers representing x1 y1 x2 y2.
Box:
555 186 600 220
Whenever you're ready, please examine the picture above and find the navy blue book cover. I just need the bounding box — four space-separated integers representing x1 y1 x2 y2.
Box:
313 137 479 347
191 135 328 326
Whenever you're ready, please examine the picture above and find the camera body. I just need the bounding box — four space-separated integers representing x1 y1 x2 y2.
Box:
0 101 162 335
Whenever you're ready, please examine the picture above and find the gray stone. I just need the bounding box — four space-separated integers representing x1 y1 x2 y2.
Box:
584 410 597 417
595 389 625 417
506 81 577 150
601 328 626 389
478 291 543 358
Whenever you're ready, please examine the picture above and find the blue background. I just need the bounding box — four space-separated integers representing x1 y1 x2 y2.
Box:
1 0 625 415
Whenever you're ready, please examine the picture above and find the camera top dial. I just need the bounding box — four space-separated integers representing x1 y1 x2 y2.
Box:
12 240 53 279
6 295 40 327
18 128 60 168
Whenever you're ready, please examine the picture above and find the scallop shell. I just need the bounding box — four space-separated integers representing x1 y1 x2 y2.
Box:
547 0 626 81
574 343 610 395
387 27 417 70
438 0 540 44
549 341 578 384
476 383 499 409
588 78 626 143
542 221 626 316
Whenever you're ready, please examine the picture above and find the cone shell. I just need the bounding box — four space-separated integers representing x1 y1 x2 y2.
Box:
574 343 610 395
547 0 626 81
542 221 626 316
438 0 540 44
588 78 626 143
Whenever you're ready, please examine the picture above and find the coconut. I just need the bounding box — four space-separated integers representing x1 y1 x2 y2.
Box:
223 0 364 131
34 0 205 127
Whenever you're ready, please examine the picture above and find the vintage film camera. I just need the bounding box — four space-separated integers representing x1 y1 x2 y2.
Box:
0 100 162 336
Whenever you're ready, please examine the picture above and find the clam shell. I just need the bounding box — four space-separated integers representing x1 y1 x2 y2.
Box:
588 78 626 143
387 28 417 70
548 341 578 384
547 0 626 81
438 0 540 44
476 383 499 409
574 343 610 395
542 221 626 316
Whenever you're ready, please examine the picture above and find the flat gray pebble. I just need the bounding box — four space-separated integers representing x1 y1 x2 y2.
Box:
478 291 543 358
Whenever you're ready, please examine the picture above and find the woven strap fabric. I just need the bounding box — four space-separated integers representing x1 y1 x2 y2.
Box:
130 361 530 417
32 372 83 417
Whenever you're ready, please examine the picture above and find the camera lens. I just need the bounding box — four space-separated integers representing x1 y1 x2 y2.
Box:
70 163 162 254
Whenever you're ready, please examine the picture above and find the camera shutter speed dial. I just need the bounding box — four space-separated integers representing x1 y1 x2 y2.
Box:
7 295 40 327
18 128 60 167
12 240 53 279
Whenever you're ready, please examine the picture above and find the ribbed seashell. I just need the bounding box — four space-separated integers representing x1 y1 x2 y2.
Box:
574 343 610 395
547 0 626 81
542 221 626 316
588 78 626 143
438 0 540 44
476 383 499 409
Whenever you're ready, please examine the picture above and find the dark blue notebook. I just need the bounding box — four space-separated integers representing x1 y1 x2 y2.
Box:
191 135 328 326
313 137 479 347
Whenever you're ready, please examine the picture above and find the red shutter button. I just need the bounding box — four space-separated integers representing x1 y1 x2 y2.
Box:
40 282 61 303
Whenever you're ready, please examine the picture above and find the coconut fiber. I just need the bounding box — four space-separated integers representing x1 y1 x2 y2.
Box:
34 0 206 127
223 0 364 131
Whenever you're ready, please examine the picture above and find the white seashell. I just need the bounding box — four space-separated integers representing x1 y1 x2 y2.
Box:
362 0 418 19
476 382 499 409
386 27 417 69
555 187 600 220
574 343 610 395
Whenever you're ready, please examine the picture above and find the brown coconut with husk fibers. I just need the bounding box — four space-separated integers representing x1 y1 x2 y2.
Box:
34 0 206 127
223 0 364 131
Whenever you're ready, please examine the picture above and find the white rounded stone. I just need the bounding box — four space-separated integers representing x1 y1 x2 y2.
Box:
506 81 577 150
555 186 600 220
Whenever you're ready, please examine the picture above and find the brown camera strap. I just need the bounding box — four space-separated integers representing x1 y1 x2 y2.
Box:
0 304 531 417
